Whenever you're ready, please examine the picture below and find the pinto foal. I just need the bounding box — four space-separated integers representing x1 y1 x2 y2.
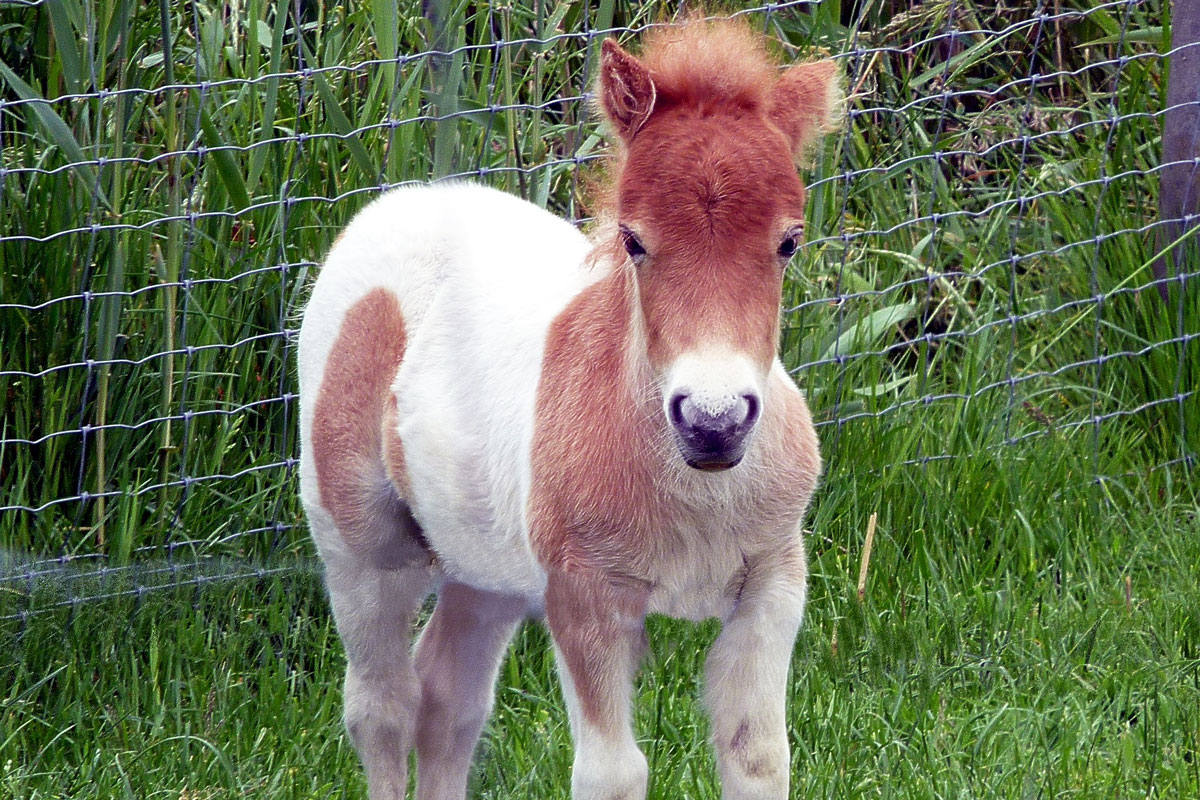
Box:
298 20 841 800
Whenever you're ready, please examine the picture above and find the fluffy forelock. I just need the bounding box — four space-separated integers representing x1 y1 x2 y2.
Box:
637 18 780 112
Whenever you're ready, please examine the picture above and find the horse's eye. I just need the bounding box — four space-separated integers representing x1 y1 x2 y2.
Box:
778 224 805 260
620 224 647 264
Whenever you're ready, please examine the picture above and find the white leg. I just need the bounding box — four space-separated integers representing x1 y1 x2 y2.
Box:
324 552 434 800
413 582 526 800
705 541 807 800
545 570 650 800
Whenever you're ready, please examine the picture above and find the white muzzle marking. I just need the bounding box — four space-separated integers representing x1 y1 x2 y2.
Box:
663 352 765 471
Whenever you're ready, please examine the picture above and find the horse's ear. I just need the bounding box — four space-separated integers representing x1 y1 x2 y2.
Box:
767 60 844 156
599 39 657 142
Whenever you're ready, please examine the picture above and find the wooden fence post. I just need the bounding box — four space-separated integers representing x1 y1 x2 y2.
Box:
1156 0 1200 301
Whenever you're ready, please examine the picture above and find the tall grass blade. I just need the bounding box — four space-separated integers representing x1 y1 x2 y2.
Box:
155 0 183 530
46 0 86 94
301 42 378 181
198 108 252 213
821 302 919 362
247 1 288 193
0 58 108 209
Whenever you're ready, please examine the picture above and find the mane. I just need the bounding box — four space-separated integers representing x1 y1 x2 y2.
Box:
637 18 780 113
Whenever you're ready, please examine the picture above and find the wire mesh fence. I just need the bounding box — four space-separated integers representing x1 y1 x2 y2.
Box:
0 0 1190 620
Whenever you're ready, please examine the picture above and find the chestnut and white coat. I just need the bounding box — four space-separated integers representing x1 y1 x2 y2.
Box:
298 20 840 800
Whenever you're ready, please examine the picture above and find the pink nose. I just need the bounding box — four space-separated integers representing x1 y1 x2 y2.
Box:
667 391 761 471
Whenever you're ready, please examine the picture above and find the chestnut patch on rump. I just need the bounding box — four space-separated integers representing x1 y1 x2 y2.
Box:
312 288 422 561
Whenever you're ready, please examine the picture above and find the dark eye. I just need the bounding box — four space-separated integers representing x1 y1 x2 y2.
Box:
620 224 647 264
777 224 805 259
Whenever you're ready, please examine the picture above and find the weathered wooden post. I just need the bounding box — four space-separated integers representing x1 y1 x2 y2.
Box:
1156 0 1200 300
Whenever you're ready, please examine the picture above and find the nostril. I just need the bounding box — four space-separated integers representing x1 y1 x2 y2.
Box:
742 393 761 429
669 392 688 430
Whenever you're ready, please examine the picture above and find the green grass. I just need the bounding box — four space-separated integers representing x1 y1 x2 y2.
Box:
3 489 1197 798
2 0 1197 798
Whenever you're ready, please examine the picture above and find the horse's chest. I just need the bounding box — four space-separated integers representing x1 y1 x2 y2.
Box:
640 502 761 622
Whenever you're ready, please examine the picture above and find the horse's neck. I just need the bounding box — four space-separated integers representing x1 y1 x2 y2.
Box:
581 262 655 405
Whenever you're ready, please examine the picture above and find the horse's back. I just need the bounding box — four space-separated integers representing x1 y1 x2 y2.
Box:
299 183 592 594
300 183 586 380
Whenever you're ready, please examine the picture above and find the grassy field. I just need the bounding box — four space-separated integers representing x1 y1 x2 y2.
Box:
4 492 1198 798
2 0 1198 798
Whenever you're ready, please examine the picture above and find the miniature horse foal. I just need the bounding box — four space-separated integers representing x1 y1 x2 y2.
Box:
298 20 841 800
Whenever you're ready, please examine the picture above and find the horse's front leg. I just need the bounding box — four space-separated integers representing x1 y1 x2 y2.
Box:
545 568 651 800
705 539 808 800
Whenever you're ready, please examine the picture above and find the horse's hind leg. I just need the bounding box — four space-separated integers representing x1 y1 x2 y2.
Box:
323 547 433 800
413 582 526 800
302 283 436 796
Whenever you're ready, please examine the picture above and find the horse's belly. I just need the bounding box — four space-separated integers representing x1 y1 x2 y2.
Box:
393 205 594 601
396 329 547 599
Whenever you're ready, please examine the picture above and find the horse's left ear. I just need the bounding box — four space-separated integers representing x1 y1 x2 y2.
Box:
599 39 657 143
767 60 844 156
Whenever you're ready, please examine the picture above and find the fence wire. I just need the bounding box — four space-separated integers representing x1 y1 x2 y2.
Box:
0 0 1191 619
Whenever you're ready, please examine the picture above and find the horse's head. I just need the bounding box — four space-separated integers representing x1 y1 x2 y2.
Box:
598 23 841 471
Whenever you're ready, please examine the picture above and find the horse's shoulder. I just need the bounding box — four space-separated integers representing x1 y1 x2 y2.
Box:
763 365 822 494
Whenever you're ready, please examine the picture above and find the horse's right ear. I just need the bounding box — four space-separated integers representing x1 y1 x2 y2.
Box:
599 39 657 143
